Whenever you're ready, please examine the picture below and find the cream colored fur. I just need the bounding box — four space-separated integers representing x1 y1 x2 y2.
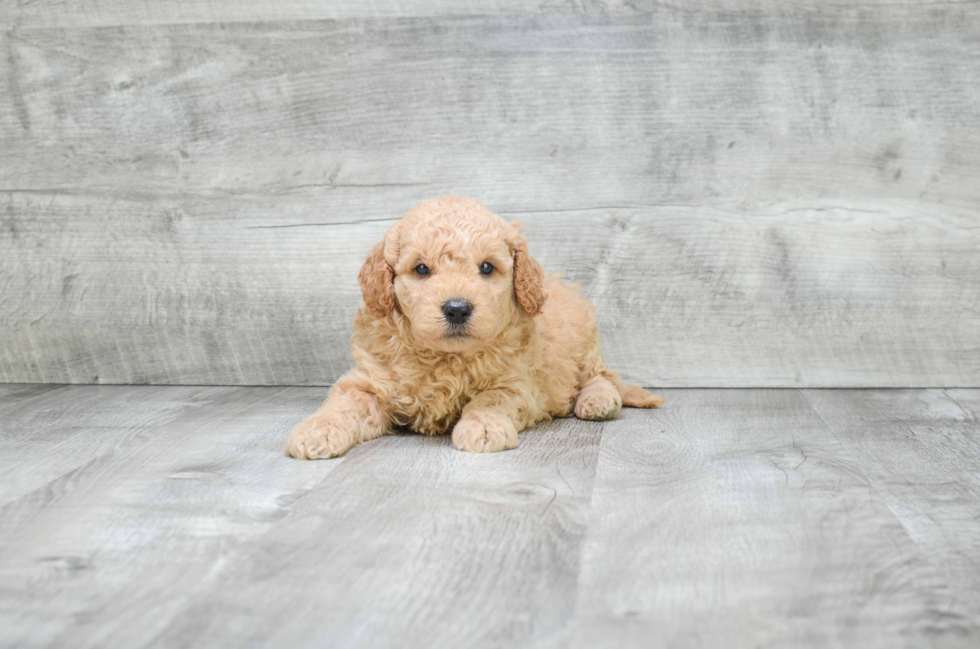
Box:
286 197 663 458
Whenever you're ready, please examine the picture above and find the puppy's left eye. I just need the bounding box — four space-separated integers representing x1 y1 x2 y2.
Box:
479 261 494 275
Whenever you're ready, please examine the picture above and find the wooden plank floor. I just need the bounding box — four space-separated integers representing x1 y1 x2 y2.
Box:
0 387 978 648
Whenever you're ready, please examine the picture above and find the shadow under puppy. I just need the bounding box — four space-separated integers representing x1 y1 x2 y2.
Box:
287 196 663 458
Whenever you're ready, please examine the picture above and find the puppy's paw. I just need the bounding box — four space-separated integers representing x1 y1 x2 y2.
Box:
452 412 518 453
574 384 623 421
285 414 356 459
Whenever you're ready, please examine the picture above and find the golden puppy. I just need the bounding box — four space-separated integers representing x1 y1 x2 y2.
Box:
286 196 662 458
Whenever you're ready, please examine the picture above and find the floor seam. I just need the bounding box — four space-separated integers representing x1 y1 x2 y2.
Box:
560 417 608 649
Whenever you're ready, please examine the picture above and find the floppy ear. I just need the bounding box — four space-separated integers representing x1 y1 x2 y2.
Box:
358 240 395 317
512 238 547 317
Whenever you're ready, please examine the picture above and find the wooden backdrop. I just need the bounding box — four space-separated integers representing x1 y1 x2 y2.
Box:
1 2 978 387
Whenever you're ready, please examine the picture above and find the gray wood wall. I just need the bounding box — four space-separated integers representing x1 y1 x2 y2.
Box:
1 2 978 387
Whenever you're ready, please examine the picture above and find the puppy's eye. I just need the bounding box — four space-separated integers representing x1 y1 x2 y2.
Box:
414 263 431 276
479 261 494 275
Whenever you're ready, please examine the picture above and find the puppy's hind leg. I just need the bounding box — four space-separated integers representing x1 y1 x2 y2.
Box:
574 375 623 421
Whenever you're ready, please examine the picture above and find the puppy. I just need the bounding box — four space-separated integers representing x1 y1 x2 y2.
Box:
286 196 663 458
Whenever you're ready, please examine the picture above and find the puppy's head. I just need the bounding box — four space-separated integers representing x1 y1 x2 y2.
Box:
358 196 546 352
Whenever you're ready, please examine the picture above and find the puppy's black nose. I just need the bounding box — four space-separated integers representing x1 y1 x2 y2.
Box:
442 299 473 326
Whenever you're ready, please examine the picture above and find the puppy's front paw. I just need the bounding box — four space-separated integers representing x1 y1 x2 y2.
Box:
452 412 518 453
285 414 356 459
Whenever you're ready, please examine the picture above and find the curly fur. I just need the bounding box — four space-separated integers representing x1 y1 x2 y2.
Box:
286 196 663 458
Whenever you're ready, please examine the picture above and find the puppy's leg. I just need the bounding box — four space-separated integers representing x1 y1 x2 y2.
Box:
574 374 623 421
286 387 388 459
452 389 526 453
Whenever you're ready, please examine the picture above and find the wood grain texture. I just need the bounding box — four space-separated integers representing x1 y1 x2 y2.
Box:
0 1 966 28
0 385 602 649
571 390 980 647
0 384 227 505
2 8 979 386
0 386 342 649
804 389 980 625
2 387 980 646
151 417 602 649
0 384 64 413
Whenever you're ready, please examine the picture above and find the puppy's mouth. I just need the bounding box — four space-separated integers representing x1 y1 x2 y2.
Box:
442 328 471 339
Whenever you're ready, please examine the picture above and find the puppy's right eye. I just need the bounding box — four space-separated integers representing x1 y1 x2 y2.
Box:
414 263 431 276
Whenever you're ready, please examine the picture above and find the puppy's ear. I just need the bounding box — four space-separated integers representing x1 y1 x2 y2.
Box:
358 237 396 317
512 239 547 317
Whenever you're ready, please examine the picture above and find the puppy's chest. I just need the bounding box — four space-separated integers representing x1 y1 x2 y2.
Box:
388 360 489 435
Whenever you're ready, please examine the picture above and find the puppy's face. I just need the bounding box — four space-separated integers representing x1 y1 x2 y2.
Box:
358 197 546 353
393 216 517 352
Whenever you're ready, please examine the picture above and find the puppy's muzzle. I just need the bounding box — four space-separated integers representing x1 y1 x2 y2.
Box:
442 299 473 327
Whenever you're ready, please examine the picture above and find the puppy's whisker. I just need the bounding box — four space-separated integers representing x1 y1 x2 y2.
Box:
443 324 471 339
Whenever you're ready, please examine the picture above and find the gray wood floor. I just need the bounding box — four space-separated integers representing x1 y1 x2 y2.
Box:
1 385 978 648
